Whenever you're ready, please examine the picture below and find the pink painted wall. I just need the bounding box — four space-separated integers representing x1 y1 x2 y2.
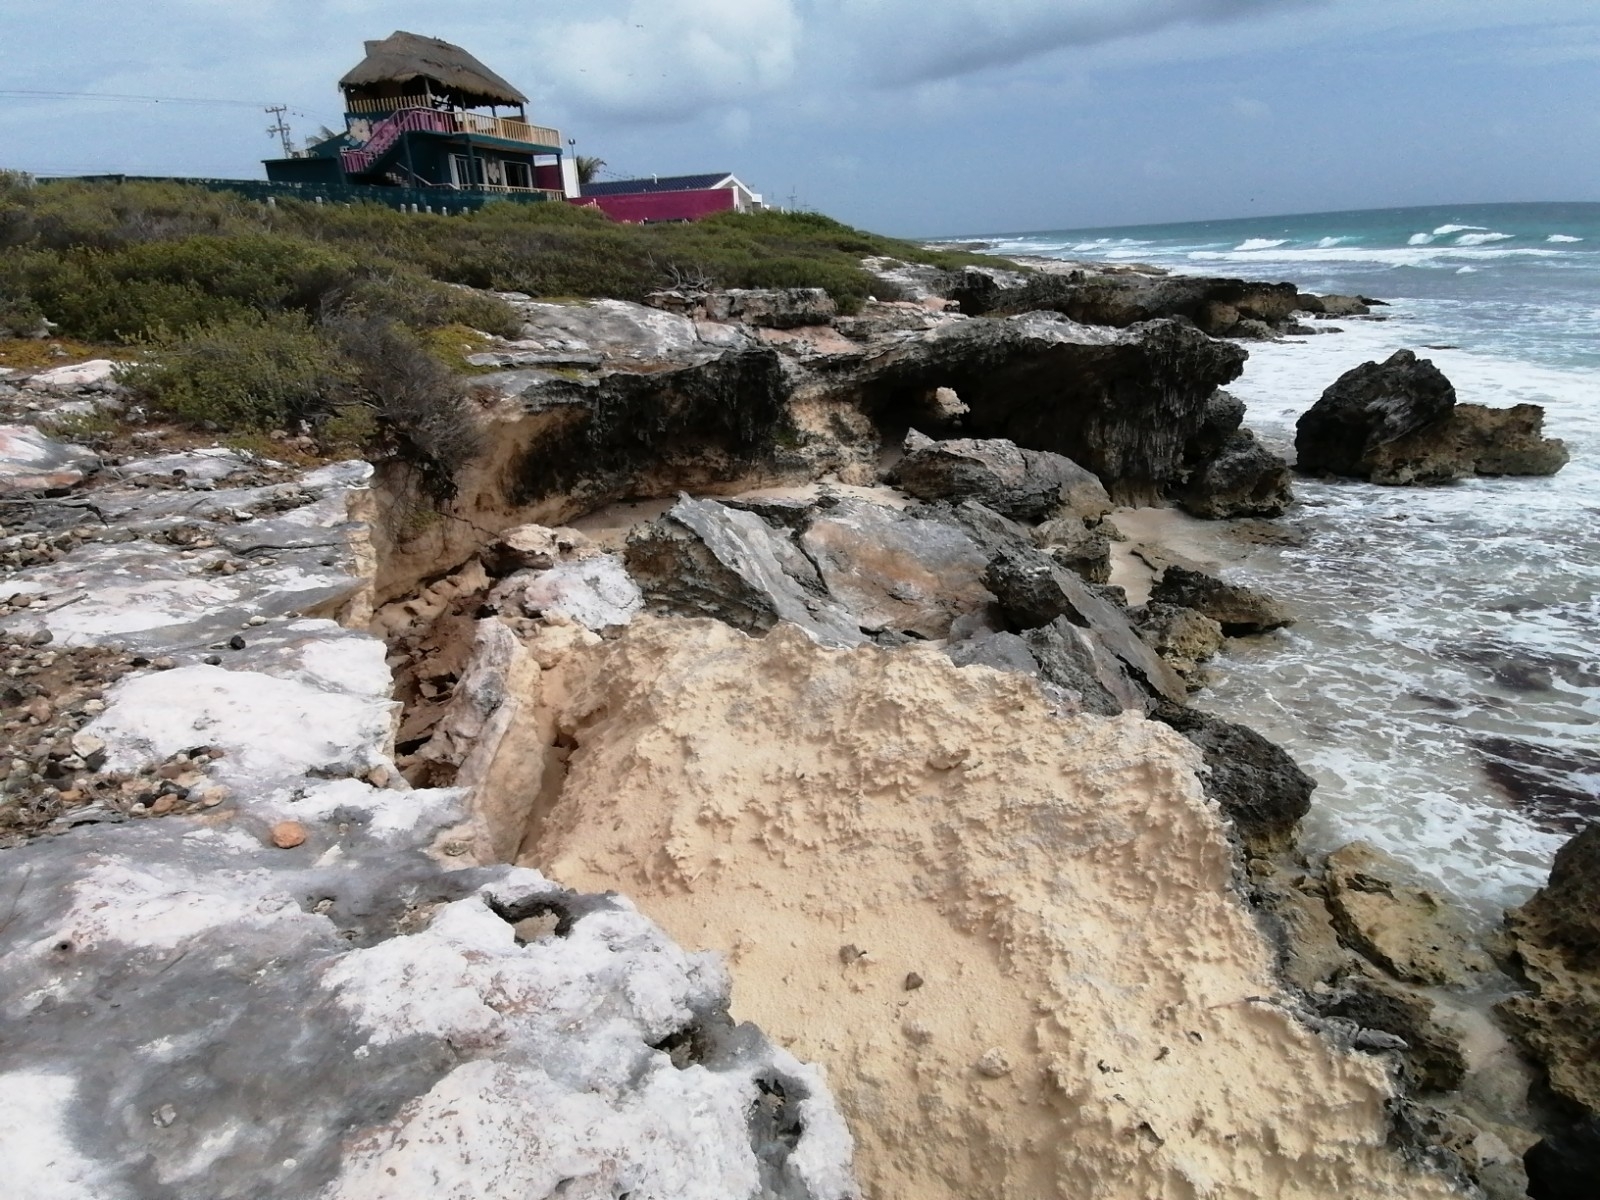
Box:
569 188 737 223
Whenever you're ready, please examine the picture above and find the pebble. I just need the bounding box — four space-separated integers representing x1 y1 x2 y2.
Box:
228 635 246 650
203 655 222 666
270 820 307 849
150 795 177 816
246 615 267 627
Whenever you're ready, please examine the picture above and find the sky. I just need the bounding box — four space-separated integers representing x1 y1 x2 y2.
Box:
2 0 1598 236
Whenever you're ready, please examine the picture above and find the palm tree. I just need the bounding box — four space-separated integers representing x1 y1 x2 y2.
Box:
575 156 607 186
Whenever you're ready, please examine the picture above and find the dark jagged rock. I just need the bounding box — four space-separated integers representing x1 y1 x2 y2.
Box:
508 347 793 509
1525 1116 1600 1200
624 498 865 647
1296 350 1455 479
1295 350 1568 484
1149 565 1292 634
1325 973 1469 1092
1024 617 1147 714
984 548 1187 704
848 314 1247 504
1151 701 1314 856
888 430 1110 522
954 270 1301 335
1182 390 1248 465
1180 429 1295 519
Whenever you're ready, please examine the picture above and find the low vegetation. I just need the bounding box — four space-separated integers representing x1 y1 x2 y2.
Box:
0 171 991 492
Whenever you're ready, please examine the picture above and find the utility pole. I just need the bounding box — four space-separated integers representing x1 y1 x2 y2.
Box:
265 105 294 157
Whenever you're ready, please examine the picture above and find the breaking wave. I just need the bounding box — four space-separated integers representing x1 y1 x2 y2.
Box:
1456 231 1514 246
1235 238 1290 251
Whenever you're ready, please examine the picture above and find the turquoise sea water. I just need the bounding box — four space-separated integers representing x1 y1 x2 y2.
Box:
960 202 1600 920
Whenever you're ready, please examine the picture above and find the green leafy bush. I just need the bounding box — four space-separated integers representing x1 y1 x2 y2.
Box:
120 312 342 430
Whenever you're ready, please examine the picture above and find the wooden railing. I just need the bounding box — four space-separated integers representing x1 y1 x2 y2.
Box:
343 98 561 146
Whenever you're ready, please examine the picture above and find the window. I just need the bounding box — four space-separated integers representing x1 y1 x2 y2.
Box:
505 161 533 190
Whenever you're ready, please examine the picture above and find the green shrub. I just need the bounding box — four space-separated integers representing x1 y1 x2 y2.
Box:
121 312 342 430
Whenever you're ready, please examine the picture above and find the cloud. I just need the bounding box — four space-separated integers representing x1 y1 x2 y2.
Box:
535 0 1315 122
538 0 801 121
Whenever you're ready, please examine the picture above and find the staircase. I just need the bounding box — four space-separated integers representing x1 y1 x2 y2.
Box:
340 108 452 176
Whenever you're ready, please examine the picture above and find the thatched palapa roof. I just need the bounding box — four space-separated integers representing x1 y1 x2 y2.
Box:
339 31 528 106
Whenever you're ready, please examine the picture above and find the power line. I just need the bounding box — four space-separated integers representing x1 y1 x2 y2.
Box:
0 89 329 119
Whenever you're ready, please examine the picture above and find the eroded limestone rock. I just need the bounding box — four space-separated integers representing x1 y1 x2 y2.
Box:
1150 565 1293 634
528 617 1464 1200
1324 842 1493 987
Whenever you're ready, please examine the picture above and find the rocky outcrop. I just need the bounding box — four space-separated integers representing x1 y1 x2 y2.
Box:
1033 515 1112 583
1150 565 1293 634
0 424 99 494
1175 391 1294 518
1502 823 1600 1183
984 548 1188 703
528 617 1464 1200
888 430 1110 521
1323 842 1494 987
1298 293 1374 317
1295 350 1569 483
1132 602 1224 686
950 267 1302 335
845 313 1247 503
0 450 858 1198
1150 700 1315 856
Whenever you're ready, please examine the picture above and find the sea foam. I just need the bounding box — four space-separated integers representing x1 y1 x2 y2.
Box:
1234 238 1290 251
1456 231 1514 246
1547 234 1583 243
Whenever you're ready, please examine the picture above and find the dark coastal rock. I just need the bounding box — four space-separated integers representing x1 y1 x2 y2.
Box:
1295 350 1568 484
1179 429 1296 519
1501 824 1600 1128
984 548 1188 704
1024 616 1149 714
1322 842 1492 986
1325 973 1469 1093
1297 293 1372 317
1525 1116 1600 1200
954 270 1301 335
1151 701 1315 856
1472 736 1600 835
1132 602 1224 686
798 497 995 639
850 313 1248 504
624 498 865 647
888 429 1111 522
1032 516 1112 583
945 620 1139 716
1149 565 1292 634
1295 350 1457 479
1176 392 1294 517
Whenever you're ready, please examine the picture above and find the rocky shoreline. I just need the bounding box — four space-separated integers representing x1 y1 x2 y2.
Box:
0 259 1591 1198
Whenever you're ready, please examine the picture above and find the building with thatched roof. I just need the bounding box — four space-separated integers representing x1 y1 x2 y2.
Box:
265 31 575 202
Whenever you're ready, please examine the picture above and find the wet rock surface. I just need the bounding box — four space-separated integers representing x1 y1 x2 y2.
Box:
1501 823 1600 1173
1150 564 1293 634
1295 350 1568 484
1324 842 1494 987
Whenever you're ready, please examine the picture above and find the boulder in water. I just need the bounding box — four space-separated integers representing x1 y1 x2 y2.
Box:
1149 565 1292 634
1295 350 1567 484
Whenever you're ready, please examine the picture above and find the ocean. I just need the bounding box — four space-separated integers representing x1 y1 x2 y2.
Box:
965 202 1600 922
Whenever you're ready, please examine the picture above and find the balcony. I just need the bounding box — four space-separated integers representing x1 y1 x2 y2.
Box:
344 96 560 147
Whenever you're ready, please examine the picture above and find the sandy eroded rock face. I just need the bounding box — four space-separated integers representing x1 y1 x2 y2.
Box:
530 617 1462 1200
